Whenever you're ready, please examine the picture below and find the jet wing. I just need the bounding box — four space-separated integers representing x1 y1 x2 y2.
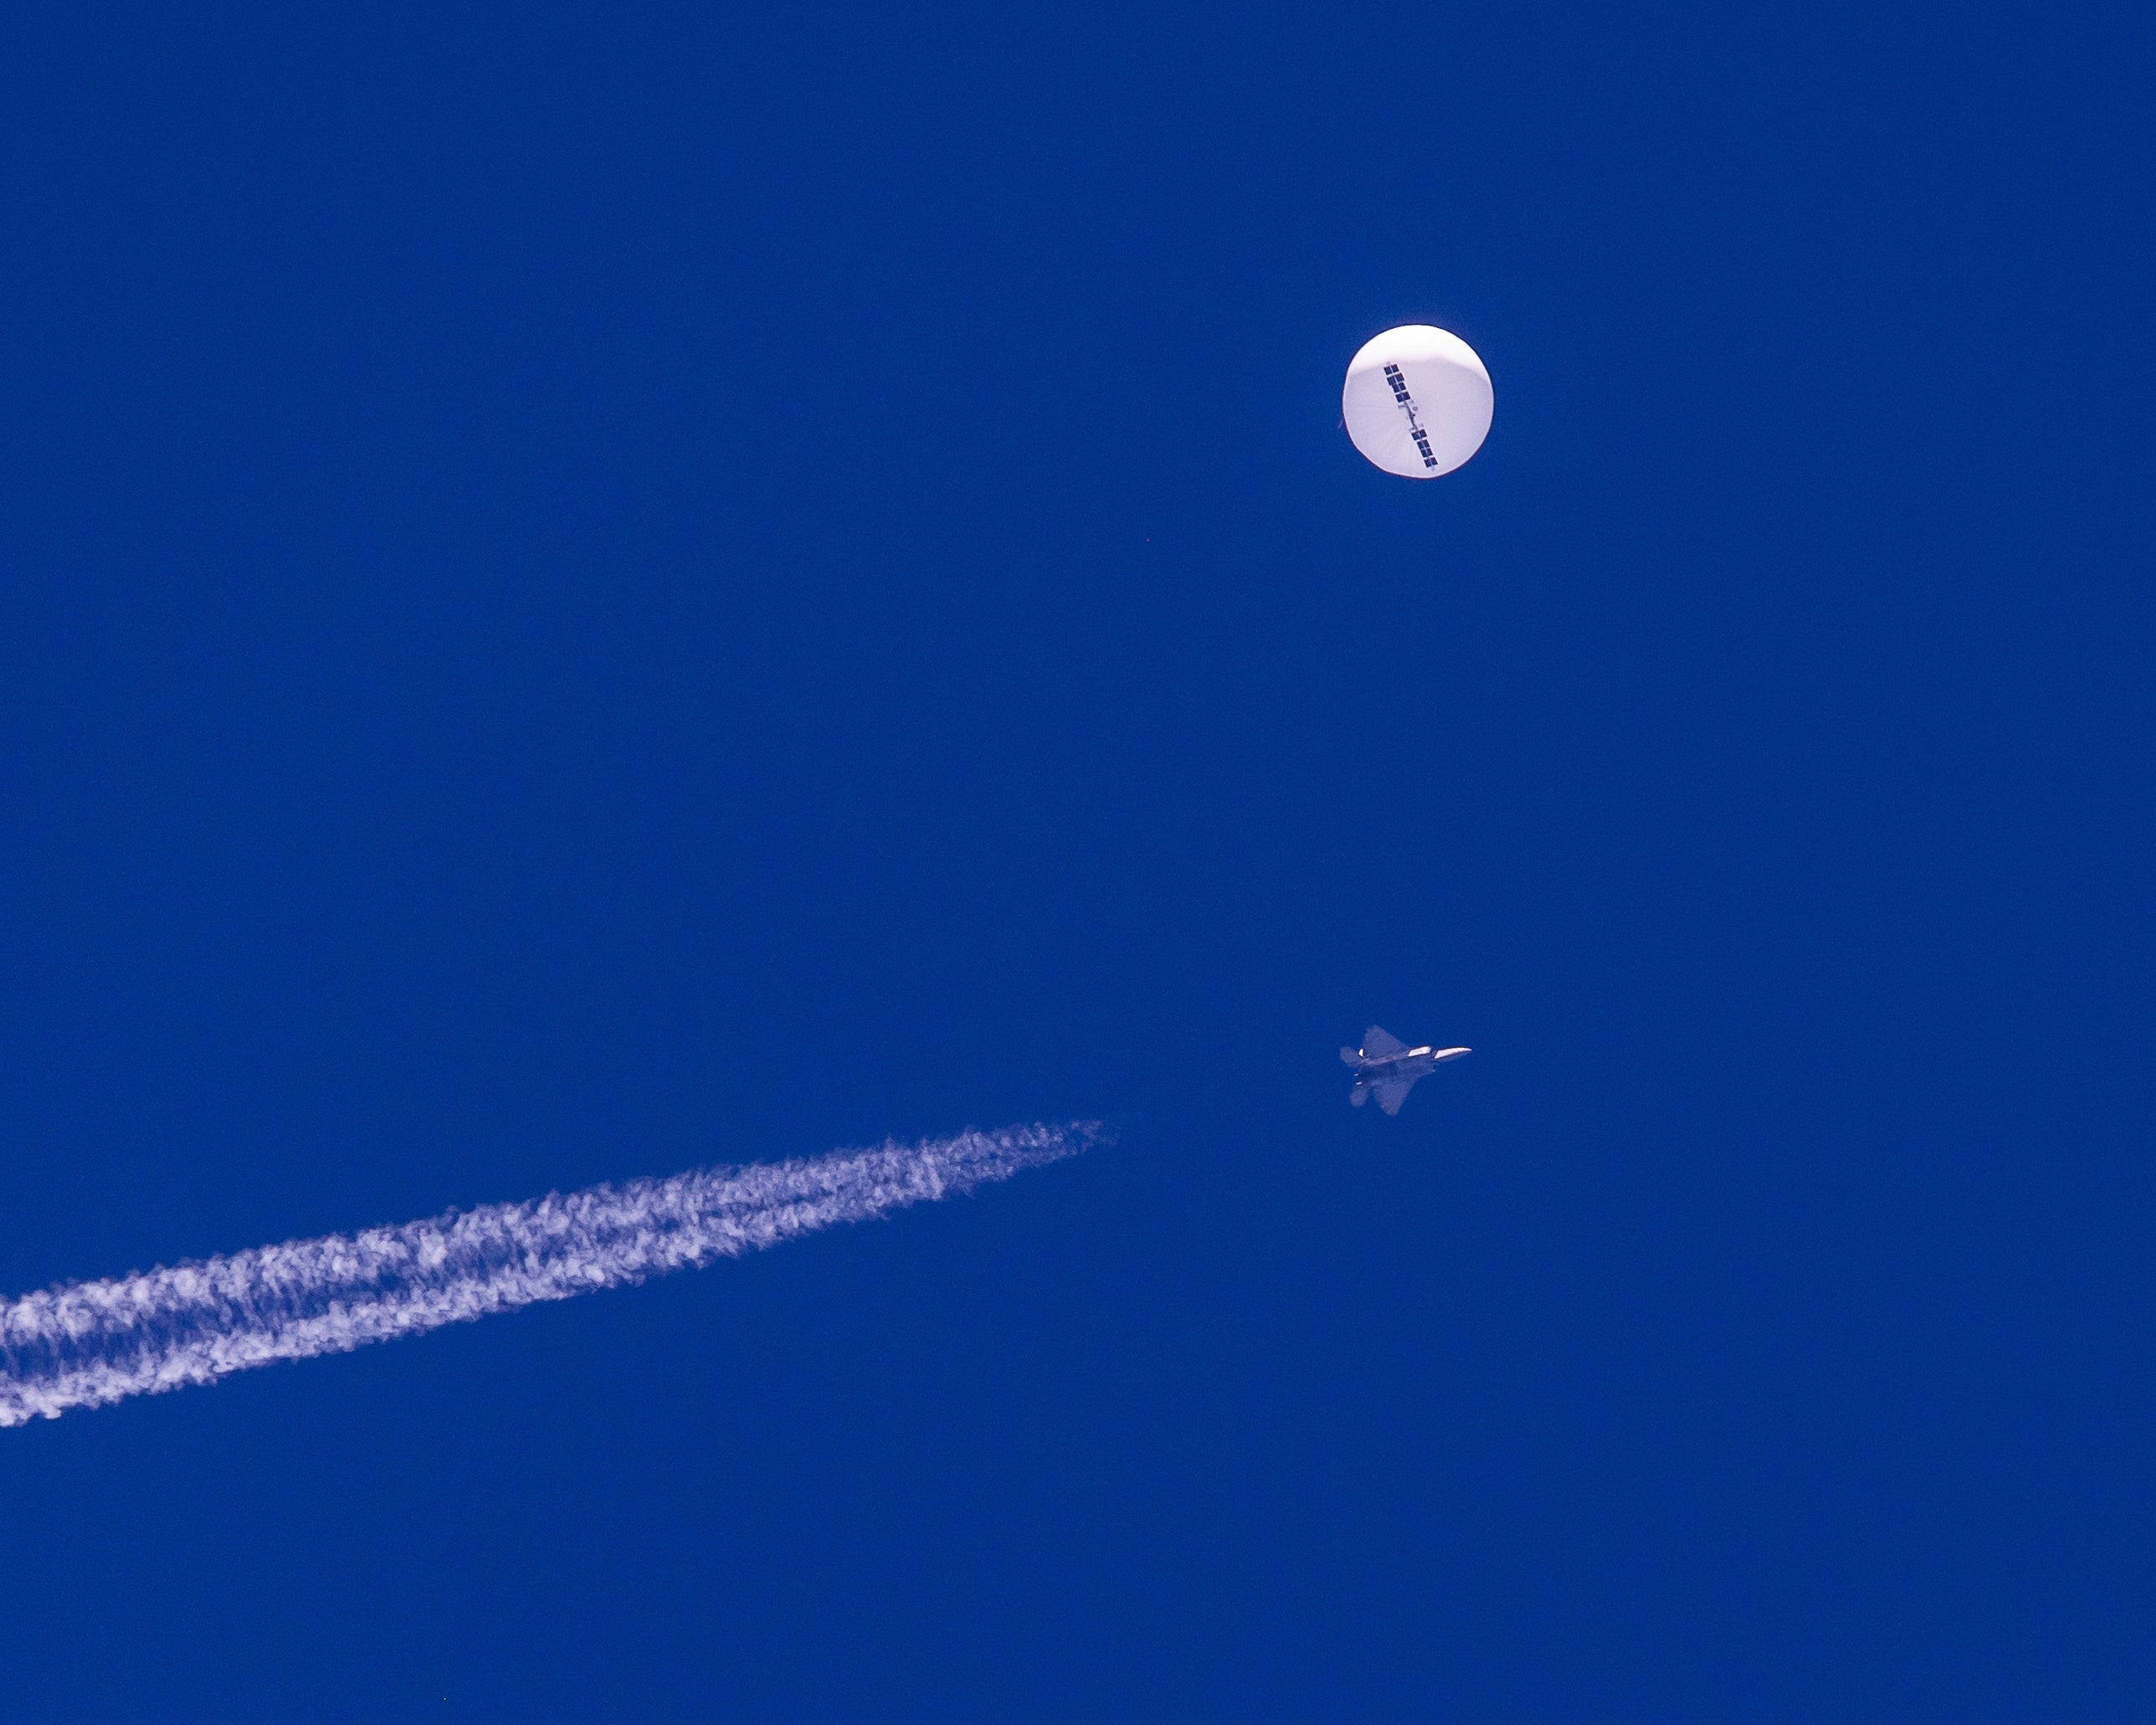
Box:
1371 1076 1416 1116
1361 1025 1406 1058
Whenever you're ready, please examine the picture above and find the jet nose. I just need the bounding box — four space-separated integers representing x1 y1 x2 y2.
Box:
1435 1046 1471 1062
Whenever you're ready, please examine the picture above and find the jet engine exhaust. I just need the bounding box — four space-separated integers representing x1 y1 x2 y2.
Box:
0 1122 1097 1429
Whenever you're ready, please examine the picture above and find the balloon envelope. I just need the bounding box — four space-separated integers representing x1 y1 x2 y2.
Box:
1342 326 1492 478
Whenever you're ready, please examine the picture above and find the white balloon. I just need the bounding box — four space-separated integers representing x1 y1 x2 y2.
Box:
1342 326 1492 478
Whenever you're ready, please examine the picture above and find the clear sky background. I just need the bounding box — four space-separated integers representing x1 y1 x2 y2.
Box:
2 3 2150 1719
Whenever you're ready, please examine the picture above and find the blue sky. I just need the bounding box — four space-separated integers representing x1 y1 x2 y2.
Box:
2 3 2150 1718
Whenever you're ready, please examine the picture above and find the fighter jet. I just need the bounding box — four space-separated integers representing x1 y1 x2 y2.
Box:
1342 1025 1471 1115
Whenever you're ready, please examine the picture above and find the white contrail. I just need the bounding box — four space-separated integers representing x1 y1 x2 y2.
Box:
0 1122 1095 1428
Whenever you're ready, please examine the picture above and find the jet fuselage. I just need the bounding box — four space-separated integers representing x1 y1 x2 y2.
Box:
1341 1028 1471 1115
1353 1045 1471 1083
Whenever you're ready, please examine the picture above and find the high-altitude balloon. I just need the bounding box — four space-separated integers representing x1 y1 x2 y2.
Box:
1342 326 1492 478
